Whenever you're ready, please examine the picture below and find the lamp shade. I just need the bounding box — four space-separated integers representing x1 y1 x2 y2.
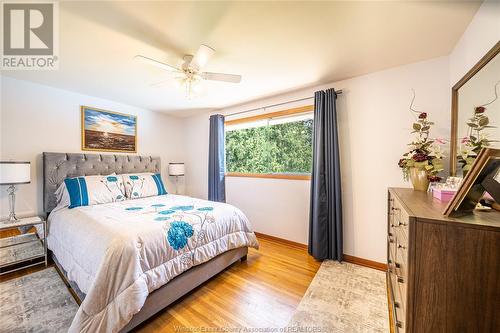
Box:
0 161 31 185
168 163 185 176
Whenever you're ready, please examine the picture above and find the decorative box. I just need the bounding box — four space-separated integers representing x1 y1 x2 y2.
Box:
432 188 457 202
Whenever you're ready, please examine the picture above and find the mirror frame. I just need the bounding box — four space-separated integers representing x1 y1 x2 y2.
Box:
450 41 500 176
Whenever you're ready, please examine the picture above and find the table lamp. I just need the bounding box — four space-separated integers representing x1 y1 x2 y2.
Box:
0 161 31 221
168 163 185 194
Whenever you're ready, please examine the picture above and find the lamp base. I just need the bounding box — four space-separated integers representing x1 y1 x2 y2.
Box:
7 185 18 222
175 176 179 195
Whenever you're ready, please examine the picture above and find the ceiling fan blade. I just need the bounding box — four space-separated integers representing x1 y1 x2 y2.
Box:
134 55 179 72
202 72 242 83
191 44 215 70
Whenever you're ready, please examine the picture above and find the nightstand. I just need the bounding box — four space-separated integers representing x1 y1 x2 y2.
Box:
0 216 47 275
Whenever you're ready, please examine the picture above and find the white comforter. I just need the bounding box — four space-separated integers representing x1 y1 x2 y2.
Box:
47 194 259 333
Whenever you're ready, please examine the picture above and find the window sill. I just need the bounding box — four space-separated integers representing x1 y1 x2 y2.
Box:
225 172 311 181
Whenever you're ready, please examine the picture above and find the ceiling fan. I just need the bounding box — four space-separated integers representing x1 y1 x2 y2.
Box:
135 44 242 98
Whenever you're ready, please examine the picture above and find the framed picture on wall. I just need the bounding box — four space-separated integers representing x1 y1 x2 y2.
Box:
81 106 137 153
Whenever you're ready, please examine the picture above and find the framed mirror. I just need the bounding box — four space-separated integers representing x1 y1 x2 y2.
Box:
450 41 500 176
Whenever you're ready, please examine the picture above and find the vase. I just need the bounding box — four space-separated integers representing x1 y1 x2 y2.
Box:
409 168 429 191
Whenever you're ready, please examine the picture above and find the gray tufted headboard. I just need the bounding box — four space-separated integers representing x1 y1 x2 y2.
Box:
43 152 161 213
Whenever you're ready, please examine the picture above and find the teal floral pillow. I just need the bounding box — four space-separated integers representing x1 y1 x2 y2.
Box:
123 173 167 199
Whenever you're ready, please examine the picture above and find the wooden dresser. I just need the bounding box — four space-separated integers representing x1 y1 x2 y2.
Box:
387 187 500 333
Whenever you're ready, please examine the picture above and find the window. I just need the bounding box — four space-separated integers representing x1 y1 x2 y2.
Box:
225 105 313 180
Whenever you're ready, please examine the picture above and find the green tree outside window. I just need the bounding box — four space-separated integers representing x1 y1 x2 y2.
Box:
225 119 313 174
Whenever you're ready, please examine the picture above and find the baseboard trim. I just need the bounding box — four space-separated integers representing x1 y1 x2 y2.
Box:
254 232 308 249
343 254 387 271
254 232 387 271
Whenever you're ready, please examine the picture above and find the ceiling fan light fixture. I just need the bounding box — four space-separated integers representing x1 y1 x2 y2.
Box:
176 74 203 99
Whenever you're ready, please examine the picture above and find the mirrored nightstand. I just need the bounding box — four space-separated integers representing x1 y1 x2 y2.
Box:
0 216 47 275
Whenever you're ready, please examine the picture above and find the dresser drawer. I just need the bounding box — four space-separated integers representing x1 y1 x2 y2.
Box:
390 271 406 333
395 229 408 264
395 248 407 279
390 195 410 239
397 273 407 311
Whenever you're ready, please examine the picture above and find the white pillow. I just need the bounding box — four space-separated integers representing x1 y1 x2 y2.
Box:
64 174 126 208
122 172 167 199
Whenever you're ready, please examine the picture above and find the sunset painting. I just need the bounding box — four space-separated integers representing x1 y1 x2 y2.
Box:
82 106 137 152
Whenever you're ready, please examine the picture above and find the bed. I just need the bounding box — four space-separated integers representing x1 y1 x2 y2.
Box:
42 152 258 333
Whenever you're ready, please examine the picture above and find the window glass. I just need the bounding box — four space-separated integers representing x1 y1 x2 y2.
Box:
225 113 313 175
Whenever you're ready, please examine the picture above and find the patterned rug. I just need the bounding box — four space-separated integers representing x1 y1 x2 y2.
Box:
0 267 78 332
287 260 389 332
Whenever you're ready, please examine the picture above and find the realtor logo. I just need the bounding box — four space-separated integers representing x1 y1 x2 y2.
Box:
1 1 59 70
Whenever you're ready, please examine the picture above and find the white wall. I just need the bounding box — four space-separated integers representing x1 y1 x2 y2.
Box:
183 56 451 261
449 0 500 85
0 76 185 219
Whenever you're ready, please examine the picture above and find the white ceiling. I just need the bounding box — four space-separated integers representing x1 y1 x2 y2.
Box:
2 1 481 116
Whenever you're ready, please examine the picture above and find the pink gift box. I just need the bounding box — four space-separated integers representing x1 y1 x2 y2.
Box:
432 188 457 202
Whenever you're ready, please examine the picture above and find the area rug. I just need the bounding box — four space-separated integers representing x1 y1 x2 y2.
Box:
287 260 389 332
0 267 78 332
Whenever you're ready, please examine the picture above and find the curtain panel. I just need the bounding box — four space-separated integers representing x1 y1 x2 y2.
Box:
208 114 226 202
309 88 343 261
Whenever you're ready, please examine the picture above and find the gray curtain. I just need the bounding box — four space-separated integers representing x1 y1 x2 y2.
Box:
208 114 226 202
309 88 343 261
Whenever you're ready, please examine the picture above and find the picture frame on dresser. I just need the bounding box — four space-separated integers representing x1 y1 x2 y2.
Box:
443 148 500 216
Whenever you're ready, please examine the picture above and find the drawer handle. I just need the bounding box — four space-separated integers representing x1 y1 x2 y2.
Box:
388 237 395 243
400 222 408 226
398 244 407 250
395 262 401 268
396 321 403 328
391 207 400 211
397 276 405 283
388 259 392 264
394 302 400 308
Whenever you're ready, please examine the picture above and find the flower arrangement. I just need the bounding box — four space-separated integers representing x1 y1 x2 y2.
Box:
398 92 445 183
457 82 498 174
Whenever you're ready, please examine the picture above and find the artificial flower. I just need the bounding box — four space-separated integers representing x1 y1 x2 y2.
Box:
459 145 477 161
428 175 442 182
474 106 486 113
428 145 446 160
433 138 446 145
412 153 428 162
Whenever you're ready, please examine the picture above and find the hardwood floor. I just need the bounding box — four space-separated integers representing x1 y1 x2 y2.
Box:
0 233 321 331
135 235 321 332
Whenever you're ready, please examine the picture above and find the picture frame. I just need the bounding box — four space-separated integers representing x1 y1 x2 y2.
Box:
81 106 137 153
444 148 500 216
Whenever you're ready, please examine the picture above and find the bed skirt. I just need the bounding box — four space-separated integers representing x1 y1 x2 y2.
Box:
52 247 249 332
